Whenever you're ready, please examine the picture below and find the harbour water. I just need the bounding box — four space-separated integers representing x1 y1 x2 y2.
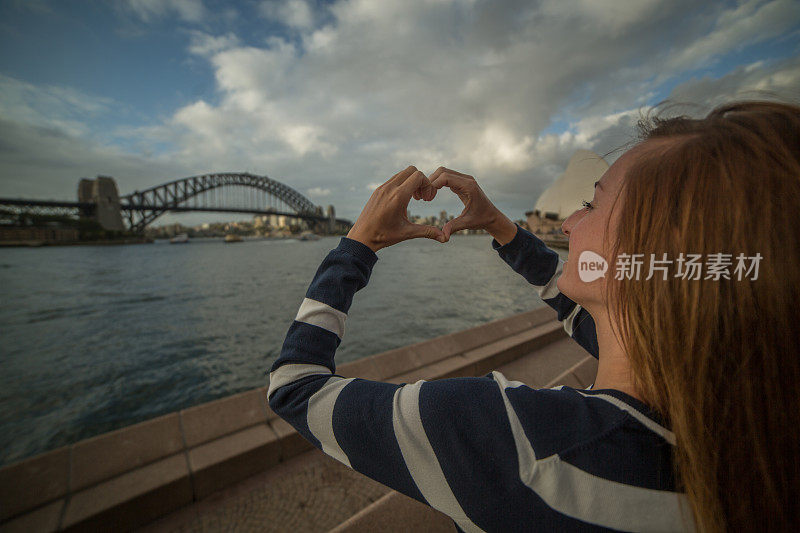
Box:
0 235 568 467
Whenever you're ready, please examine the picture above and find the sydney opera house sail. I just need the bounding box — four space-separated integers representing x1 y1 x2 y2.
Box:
534 149 609 220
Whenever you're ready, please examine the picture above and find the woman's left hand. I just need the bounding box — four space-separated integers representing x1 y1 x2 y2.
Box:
346 165 447 252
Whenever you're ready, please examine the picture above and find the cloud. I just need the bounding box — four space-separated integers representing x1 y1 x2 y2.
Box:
0 74 114 138
259 0 315 30
469 124 535 173
667 55 800 110
2 0 799 224
187 31 240 57
0 117 188 199
307 186 331 196
665 0 799 72
158 0 798 219
124 0 206 23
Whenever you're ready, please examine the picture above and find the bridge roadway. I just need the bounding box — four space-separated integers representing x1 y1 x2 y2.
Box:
0 198 350 225
0 172 353 233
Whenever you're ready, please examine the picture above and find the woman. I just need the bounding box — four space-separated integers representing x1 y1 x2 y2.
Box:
267 100 799 532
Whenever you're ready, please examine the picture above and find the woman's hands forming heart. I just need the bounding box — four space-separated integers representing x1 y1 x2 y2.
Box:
347 165 516 252
428 167 507 240
346 166 447 252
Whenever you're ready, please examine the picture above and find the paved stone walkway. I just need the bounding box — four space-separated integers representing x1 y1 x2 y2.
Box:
138 338 592 532
139 448 389 533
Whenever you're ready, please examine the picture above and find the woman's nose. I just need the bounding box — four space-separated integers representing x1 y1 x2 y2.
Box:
561 212 576 236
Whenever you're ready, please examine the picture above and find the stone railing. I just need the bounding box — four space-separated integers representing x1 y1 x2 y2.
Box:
0 306 568 531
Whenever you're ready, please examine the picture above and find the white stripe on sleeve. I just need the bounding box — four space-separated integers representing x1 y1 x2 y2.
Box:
267 363 333 400
391 380 485 533
295 297 348 339
306 376 356 468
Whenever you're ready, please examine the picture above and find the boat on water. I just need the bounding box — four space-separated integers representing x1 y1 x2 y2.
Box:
169 233 189 244
224 234 243 243
297 231 321 241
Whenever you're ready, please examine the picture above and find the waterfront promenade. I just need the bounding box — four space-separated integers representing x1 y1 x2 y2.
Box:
0 305 597 532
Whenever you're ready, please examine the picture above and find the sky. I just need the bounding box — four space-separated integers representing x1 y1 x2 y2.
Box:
0 0 798 226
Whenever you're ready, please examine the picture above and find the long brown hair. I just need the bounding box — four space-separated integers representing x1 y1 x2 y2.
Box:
603 101 800 531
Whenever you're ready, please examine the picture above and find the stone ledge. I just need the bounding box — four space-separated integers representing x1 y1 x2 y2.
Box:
70 412 184 493
0 499 64 533
496 338 592 389
569 357 599 388
61 454 192 532
0 445 69 522
187 424 281 499
463 320 566 376
269 417 314 459
0 307 565 530
353 306 557 381
544 356 599 389
181 389 270 449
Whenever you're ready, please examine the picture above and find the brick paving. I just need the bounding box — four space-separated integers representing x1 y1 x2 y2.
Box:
138 448 389 533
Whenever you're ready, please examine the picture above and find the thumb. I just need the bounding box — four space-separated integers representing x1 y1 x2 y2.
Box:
442 215 469 239
405 223 447 243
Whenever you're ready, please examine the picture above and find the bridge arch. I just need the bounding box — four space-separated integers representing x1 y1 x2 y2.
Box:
120 172 320 232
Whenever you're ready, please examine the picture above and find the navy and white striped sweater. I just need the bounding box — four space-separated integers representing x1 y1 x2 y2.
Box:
267 224 693 532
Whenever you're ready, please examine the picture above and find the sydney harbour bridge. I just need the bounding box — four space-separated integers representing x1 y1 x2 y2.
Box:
0 172 352 234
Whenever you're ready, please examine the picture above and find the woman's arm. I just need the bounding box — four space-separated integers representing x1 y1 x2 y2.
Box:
266 237 512 531
488 215 599 359
266 237 687 530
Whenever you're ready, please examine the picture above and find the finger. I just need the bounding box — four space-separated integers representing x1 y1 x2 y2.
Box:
413 185 436 201
424 183 437 201
430 172 473 193
429 166 474 182
417 174 436 201
442 215 471 239
404 223 447 243
388 165 417 187
410 176 434 201
400 170 435 199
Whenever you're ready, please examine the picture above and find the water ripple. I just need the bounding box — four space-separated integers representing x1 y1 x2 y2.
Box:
0 236 566 466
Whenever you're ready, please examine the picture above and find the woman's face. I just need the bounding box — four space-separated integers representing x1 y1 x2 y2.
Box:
556 143 650 311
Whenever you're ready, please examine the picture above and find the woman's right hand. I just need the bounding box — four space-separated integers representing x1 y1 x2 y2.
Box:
427 166 517 243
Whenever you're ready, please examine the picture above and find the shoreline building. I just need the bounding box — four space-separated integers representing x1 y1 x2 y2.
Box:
527 149 609 235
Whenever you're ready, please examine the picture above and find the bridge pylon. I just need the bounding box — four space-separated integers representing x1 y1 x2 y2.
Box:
77 176 125 231
327 204 336 234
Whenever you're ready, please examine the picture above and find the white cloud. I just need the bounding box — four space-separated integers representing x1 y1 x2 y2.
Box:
468 124 535 173
259 0 315 30
3 0 800 223
307 186 332 196
118 0 800 218
188 32 240 57
125 0 206 22
539 0 664 35
668 55 800 110
666 0 799 72
0 117 189 200
281 124 338 157
0 74 114 138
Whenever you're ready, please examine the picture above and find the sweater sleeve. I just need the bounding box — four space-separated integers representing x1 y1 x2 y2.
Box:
491 224 598 359
266 237 692 531
265 237 527 531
